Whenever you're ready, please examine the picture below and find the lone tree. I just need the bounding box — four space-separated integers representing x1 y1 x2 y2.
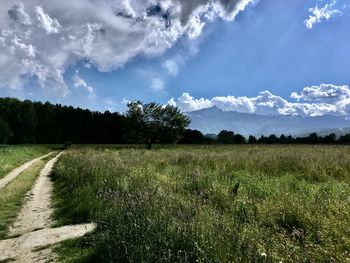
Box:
248 135 257 144
217 130 235 144
126 101 190 149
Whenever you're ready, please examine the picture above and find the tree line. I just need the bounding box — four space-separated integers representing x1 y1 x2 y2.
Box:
1 97 350 145
0 97 189 147
179 129 350 145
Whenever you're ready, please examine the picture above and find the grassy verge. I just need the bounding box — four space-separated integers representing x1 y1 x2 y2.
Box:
0 145 55 179
52 145 350 262
0 157 50 238
53 237 98 263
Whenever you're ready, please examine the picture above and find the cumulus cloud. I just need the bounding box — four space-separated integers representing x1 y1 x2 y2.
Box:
290 83 350 116
170 92 213 112
35 6 62 34
168 84 350 117
290 83 350 102
305 1 342 29
0 0 254 95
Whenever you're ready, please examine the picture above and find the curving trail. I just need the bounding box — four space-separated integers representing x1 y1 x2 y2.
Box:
9 152 63 236
0 152 54 191
0 151 96 262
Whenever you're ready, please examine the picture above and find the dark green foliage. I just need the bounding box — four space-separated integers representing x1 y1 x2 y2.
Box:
257 133 349 144
0 98 127 144
323 133 337 144
234 134 246 144
217 130 235 144
126 101 190 149
0 98 190 146
248 135 257 144
340 133 350 143
267 134 278 144
180 129 204 144
0 118 12 144
217 131 245 144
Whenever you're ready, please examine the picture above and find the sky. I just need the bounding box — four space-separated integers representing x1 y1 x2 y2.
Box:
0 0 350 117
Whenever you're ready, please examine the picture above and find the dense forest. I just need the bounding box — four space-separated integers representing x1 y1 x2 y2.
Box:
0 98 126 144
0 97 350 145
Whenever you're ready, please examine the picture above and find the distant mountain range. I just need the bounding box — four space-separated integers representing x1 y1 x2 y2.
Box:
187 107 350 136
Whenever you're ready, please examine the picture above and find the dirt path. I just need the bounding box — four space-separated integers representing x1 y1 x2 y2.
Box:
9 152 63 236
0 223 96 262
0 152 96 262
0 152 54 191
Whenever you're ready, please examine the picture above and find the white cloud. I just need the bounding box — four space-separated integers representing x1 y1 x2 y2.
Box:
167 97 177 107
0 0 254 95
290 83 350 102
162 59 179 76
161 37 201 78
150 77 165 92
35 6 62 34
169 90 291 115
72 71 95 96
170 93 213 112
168 84 350 117
7 3 31 26
305 1 342 29
211 95 255 113
290 83 350 116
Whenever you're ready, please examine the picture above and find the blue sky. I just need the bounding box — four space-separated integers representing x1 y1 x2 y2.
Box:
0 0 350 116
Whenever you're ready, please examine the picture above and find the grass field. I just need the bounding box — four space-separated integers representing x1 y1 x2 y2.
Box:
52 145 350 262
0 145 54 179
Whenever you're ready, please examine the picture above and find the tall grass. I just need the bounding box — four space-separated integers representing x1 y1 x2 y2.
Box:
52 145 350 262
0 145 53 179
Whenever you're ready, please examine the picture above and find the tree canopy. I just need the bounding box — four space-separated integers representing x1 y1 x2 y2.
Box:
126 101 190 149
0 117 12 144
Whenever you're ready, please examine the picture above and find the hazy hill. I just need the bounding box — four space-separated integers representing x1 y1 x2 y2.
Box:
187 107 350 136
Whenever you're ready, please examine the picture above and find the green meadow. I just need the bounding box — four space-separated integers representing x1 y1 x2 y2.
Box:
0 145 53 179
51 145 350 262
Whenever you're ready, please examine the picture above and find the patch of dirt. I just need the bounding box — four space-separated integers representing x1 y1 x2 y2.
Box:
0 223 96 262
